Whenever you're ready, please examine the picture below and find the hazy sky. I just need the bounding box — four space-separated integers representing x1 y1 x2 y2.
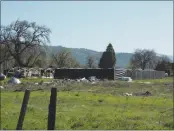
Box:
1 1 173 55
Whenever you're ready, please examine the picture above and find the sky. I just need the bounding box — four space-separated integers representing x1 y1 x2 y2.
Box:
1 1 173 56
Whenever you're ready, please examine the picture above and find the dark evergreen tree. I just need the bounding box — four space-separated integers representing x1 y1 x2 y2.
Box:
155 55 171 75
98 43 116 68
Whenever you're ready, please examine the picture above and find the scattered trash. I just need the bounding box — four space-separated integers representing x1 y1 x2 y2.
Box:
124 93 133 96
134 91 152 96
41 76 47 78
91 81 96 84
76 79 81 82
143 91 152 96
0 73 6 80
138 81 152 84
165 73 168 77
8 77 21 84
118 77 132 82
80 77 89 82
144 82 151 84
0 86 4 89
43 82 52 84
35 83 39 85
41 76 53 79
81 77 86 81
88 76 97 82
128 78 133 82
14 70 22 78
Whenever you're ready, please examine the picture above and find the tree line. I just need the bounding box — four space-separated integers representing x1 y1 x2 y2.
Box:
0 20 172 73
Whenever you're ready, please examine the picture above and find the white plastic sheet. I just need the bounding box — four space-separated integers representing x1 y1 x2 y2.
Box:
8 77 21 84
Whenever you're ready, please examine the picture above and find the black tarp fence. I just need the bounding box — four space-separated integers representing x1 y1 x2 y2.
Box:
54 68 115 80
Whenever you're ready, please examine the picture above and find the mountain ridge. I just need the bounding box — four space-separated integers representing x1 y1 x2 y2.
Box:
46 45 173 68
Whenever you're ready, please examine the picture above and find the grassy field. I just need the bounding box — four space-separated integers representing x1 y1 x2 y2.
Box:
0 77 173 129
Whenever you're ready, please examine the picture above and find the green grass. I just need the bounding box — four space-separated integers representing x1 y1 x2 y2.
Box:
0 77 173 129
134 77 173 83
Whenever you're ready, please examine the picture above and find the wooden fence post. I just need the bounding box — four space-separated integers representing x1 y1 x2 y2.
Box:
47 88 57 130
16 89 30 130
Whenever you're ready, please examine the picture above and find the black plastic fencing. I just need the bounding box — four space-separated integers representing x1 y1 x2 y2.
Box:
54 68 115 80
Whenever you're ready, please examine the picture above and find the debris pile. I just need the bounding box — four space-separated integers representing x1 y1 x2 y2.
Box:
5 67 54 78
123 92 133 96
134 91 152 96
0 86 4 89
138 81 152 84
8 77 21 84
118 77 133 82
0 73 6 80
165 73 168 77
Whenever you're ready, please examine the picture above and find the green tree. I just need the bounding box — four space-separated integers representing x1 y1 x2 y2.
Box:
155 55 171 75
98 43 116 68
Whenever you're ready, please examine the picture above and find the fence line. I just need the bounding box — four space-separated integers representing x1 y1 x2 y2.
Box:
15 88 57 130
115 69 165 80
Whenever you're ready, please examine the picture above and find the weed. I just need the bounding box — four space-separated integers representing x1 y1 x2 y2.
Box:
0 77 173 129
98 99 104 103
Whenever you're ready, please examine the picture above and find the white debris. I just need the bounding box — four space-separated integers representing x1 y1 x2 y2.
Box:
25 71 32 77
43 82 52 84
0 73 6 80
128 78 133 82
42 76 46 78
88 76 97 82
119 77 132 82
81 77 86 81
91 81 96 84
80 77 89 82
35 83 39 85
41 76 53 79
165 73 168 77
0 86 4 89
138 81 152 84
8 77 21 84
76 79 80 82
144 82 151 84
124 93 133 96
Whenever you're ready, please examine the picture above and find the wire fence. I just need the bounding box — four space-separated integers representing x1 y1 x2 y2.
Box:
115 69 165 80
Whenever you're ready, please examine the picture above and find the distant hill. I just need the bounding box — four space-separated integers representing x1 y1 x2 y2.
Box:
46 46 173 68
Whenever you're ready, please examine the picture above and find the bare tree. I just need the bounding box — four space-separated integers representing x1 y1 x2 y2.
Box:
52 49 80 68
0 43 15 72
130 49 157 70
1 20 51 67
33 50 47 68
0 44 12 65
86 55 97 68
